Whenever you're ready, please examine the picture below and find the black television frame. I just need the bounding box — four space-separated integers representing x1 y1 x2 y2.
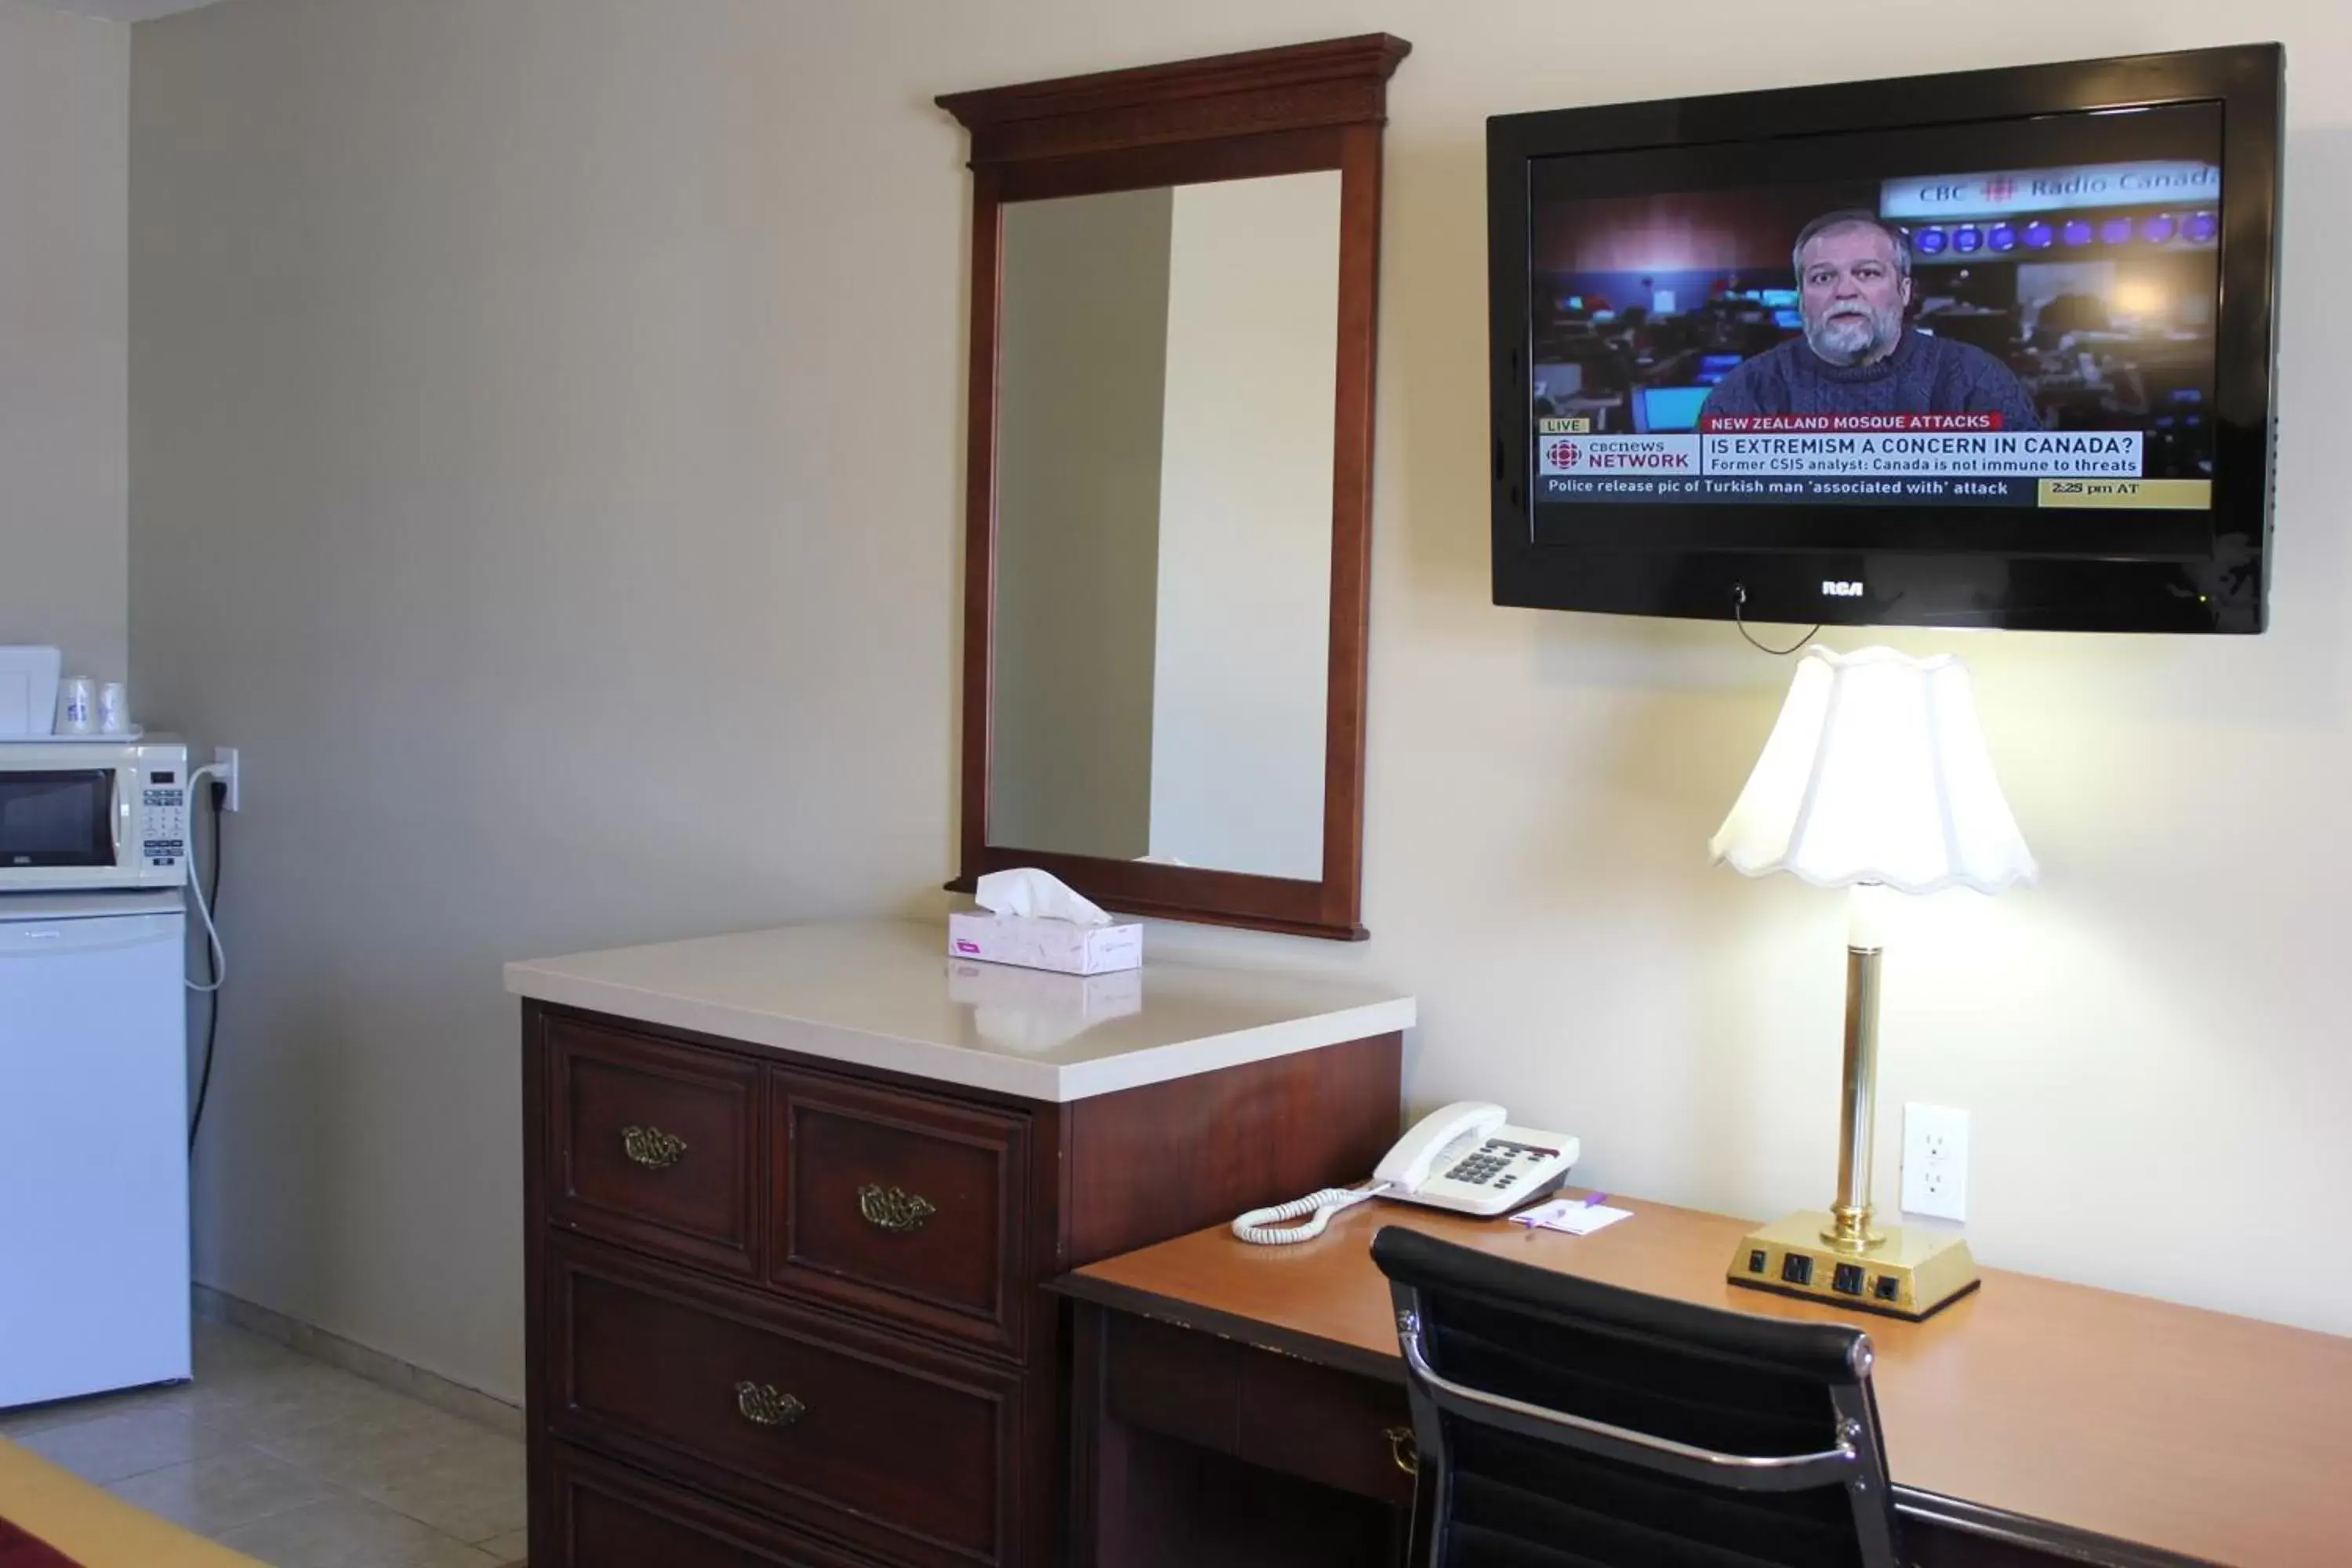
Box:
1488 45 2285 634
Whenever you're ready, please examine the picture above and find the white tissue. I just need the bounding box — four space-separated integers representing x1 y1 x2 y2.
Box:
975 867 1112 928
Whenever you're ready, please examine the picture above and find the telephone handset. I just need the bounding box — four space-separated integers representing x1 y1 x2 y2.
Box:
1231 1102 1581 1245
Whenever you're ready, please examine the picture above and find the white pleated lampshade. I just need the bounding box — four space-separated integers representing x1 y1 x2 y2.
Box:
1710 646 2038 895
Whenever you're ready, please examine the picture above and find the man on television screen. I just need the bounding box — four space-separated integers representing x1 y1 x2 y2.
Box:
1700 210 2041 429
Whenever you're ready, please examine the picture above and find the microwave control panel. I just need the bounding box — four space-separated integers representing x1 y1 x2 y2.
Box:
141 774 187 873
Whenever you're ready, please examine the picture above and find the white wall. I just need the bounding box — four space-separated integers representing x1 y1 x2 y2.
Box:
1150 173 1338 880
993 188 1171 861
0 2 125 688
129 0 972 1399
128 0 2352 1402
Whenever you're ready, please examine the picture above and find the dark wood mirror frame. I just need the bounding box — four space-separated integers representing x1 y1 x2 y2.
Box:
938 34 1410 942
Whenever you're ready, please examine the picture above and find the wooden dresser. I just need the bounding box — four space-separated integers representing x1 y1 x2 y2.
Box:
506 921 1412 1568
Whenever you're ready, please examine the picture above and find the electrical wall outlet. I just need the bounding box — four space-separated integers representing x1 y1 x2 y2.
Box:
213 746 241 812
1901 1102 1969 1222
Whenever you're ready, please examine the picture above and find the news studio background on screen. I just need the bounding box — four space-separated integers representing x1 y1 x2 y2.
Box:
1527 103 2223 524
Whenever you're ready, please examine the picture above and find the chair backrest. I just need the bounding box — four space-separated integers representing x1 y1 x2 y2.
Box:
1373 1227 1901 1568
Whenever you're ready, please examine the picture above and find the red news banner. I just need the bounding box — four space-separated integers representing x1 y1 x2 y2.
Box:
1700 413 2006 433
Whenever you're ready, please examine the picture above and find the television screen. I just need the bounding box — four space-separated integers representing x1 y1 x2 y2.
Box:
1489 46 2283 633
1528 104 2223 519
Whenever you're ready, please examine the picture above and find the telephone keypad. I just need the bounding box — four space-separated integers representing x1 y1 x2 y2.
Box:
1444 1138 1559 1188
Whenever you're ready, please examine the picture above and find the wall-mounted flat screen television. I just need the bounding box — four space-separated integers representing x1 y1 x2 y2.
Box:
1488 45 2283 633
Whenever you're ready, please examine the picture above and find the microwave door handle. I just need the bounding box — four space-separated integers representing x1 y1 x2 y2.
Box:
112 779 125 862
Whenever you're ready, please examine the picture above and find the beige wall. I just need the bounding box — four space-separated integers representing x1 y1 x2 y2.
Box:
992 189 1171 861
129 0 2352 1401
1149 173 1338 880
0 2 125 688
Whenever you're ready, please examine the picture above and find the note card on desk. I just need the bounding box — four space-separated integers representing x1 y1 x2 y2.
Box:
1512 1198 1632 1236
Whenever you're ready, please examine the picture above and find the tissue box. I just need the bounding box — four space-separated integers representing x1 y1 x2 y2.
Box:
948 911 1142 975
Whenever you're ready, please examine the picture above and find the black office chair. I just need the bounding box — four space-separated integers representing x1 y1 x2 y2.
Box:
1374 1228 1902 1568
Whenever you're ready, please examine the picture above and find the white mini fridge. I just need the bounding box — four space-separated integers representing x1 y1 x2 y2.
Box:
0 891 191 1406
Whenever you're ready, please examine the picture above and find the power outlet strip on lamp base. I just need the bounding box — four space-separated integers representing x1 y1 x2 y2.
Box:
1728 1212 1980 1320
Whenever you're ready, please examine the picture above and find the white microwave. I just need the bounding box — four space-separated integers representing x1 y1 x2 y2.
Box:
0 739 190 892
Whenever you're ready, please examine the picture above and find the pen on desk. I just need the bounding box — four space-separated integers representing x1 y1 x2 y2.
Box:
1523 1192 1609 1241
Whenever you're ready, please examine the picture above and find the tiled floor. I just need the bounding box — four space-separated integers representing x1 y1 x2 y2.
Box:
0 1319 525 1567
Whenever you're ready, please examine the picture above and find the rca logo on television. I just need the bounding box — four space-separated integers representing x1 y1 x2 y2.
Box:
1822 581 1865 598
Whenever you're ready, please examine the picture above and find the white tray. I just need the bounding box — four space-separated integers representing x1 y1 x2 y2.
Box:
2 728 146 743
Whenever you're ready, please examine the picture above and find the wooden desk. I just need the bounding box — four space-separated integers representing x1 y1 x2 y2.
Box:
1055 1195 2352 1568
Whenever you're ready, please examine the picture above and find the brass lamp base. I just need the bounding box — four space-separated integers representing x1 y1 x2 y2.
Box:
1726 1210 1980 1321
1724 892 1981 1322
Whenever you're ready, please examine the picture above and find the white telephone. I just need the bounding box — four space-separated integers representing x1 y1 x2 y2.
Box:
1231 1102 1581 1245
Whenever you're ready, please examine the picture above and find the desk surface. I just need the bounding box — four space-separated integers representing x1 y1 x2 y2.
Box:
1062 1194 2352 1567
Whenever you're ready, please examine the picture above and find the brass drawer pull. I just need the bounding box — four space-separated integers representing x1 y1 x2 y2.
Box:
621 1126 688 1171
1383 1425 1420 1477
857 1183 938 1234
734 1381 806 1428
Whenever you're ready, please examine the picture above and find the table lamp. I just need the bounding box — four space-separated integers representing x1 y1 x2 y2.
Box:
1710 646 2036 1319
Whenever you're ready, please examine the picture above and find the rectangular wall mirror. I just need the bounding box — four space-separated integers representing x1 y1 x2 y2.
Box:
993 173 1340 882
941 35 1410 938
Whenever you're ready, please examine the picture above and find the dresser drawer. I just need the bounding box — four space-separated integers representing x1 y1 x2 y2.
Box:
546 1443 882 1568
546 1016 761 1276
771 1070 1029 1354
546 1236 1017 1568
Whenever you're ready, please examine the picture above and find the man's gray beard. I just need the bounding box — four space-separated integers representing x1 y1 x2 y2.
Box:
1807 311 1896 366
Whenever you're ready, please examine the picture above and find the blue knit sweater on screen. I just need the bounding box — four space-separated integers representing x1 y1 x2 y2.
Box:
1698 329 2042 429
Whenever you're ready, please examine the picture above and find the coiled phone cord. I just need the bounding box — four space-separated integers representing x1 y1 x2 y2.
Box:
1230 1182 1393 1245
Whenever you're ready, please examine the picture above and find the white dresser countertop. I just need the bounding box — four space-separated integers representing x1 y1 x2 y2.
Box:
503 920 1416 1102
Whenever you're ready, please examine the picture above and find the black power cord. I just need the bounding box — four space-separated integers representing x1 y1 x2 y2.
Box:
189 778 226 1152
1733 584 1822 657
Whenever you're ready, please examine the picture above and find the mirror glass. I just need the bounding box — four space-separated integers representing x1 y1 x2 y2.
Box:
988 172 1341 882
